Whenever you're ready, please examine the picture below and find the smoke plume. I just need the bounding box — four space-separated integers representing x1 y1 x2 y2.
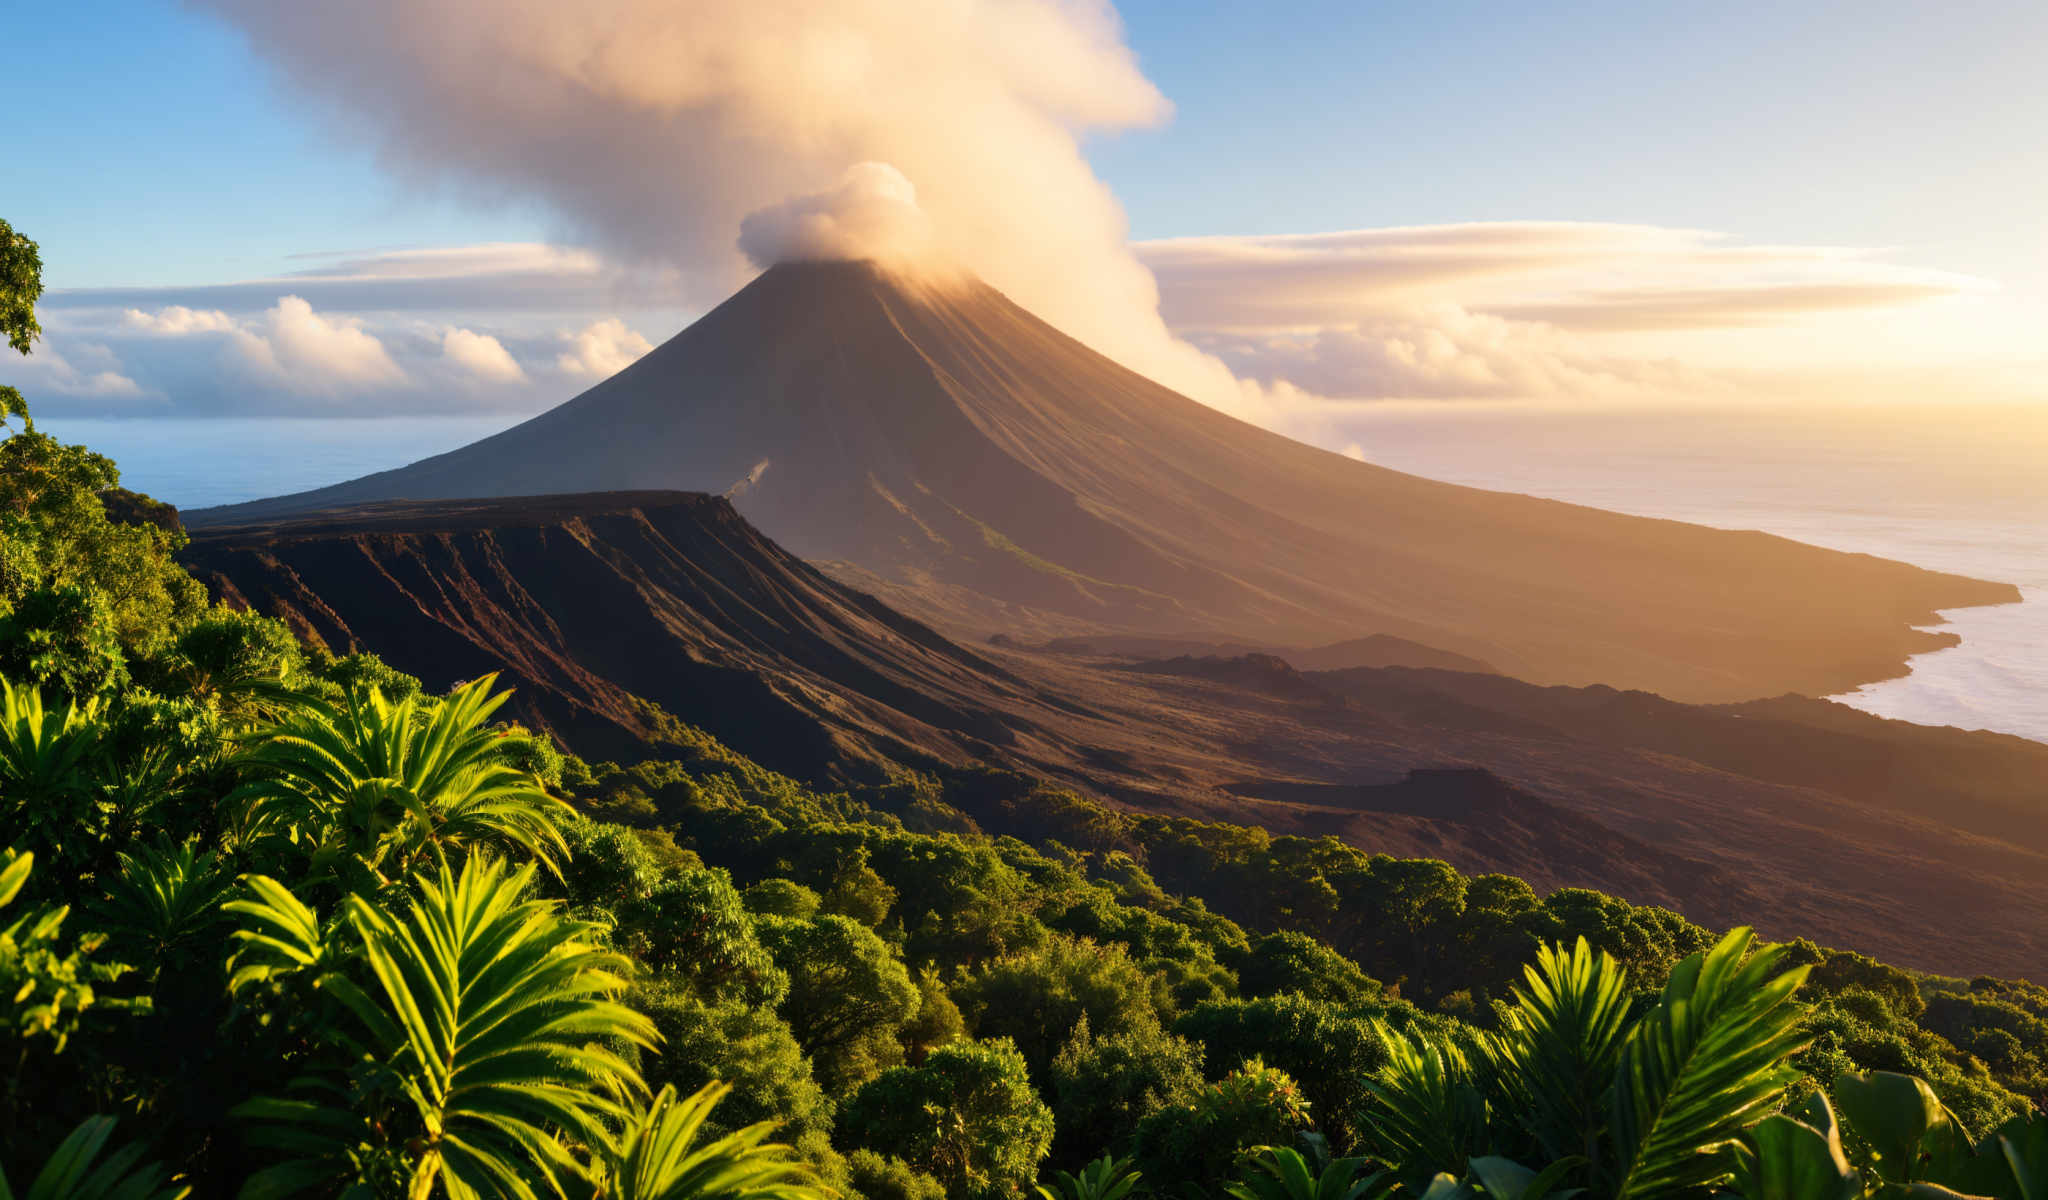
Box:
192 0 1275 417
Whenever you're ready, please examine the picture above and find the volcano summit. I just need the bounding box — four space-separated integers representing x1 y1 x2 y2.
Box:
192 261 2014 703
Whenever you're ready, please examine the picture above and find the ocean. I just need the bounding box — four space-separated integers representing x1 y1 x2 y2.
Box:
38 404 2048 746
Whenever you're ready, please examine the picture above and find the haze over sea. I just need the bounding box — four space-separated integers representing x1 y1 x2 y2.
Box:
42 403 2048 746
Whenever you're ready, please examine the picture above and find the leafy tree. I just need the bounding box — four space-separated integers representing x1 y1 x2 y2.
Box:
629 979 837 1171
954 935 1165 1081
1 218 43 433
846 1149 948 1200
1237 930 1380 1009
1175 995 1390 1153
745 877 823 919
1046 1018 1205 1168
142 608 304 722
838 1038 1054 1200
900 967 966 1062
1133 1058 1315 1194
759 913 922 1093
628 867 789 1007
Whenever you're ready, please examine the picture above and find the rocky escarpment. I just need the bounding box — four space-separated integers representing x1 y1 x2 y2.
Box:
183 491 1061 777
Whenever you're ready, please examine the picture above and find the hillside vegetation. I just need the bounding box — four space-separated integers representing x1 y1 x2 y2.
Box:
3 221 2044 1196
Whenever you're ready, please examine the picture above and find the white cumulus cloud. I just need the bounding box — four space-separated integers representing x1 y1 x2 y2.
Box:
555 318 654 379
122 305 239 335
441 327 526 382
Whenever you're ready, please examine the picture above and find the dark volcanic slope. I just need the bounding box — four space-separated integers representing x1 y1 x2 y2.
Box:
189 261 2015 704
184 492 1065 777
187 494 2048 980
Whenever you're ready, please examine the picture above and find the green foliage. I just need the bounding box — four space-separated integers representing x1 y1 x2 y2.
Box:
1038 1154 1145 1200
901 967 967 1062
846 1150 947 1200
628 867 789 1007
1134 1058 1315 1194
0 677 112 875
92 839 233 977
225 675 572 888
1735 1072 2048 1199
0 219 40 361
1047 1019 1206 1168
955 936 1167 1081
1607 930 1812 1198
231 855 656 1196
1237 931 1379 1009
1175 995 1390 1154
1363 1024 1488 1192
604 1081 833 1200
1482 937 1634 1170
1361 929 1814 1200
839 1038 1054 1200
760 913 922 1093
1225 1145 1390 1200
629 980 838 1172
142 609 303 723
745 878 823 919
0 1114 188 1200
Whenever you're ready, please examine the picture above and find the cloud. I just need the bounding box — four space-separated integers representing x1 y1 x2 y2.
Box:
51 242 657 317
441 327 526 382
739 162 938 269
12 340 148 401
1490 283 1965 332
123 305 239 335
1138 223 1979 333
187 0 1288 419
556 318 653 378
1190 305 1708 404
251 296 405 387
1136 222 1984 403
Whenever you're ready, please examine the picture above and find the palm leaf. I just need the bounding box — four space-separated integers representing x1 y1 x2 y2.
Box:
1363 1023 1488 1189
1485 938 1633 1172
605 1082 832 1200
346 855 656 1198
1606 928 1811 1200
0 1114 188 1200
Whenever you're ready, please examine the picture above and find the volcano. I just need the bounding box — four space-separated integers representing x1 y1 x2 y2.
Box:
191 260 2015 702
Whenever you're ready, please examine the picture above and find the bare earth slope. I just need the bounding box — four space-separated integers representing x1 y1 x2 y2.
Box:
188 261 2015 704
185 493 2048 980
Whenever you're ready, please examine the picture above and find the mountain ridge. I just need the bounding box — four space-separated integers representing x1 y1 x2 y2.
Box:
190 260 2018 703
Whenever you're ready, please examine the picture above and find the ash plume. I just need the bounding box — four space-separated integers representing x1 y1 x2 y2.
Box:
192 0 1279 418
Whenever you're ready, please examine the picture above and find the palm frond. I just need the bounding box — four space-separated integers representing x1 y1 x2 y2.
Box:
1607 928 1811 1200
606 1082 833 1200
0 1114 189 1200
1485 937 1632 1171
1363 1023 1488 1188
345 855 657 1198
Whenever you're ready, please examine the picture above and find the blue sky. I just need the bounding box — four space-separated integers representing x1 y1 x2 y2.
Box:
11 1 2046 420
